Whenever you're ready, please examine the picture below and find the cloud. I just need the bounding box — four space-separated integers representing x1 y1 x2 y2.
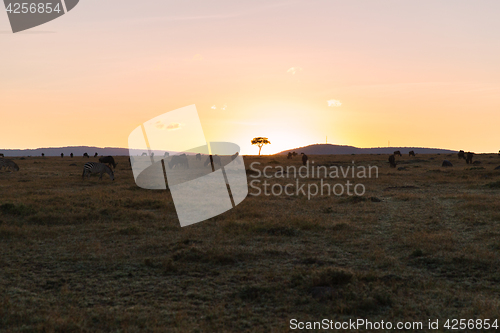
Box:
155 121 165 129
287 67 303 75
166 123 181 131
327 99 342 107
222 104 227 111
155 121 182 130
211 105 217 109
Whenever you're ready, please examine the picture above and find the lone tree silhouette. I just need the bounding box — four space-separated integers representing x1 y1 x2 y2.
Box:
251 137 271 155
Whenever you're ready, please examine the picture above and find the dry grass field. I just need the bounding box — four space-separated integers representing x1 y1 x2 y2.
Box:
1 153 500 332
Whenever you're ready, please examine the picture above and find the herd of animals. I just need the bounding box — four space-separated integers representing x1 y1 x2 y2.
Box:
1 149 499 181
388 150 496 168
0 151 241 181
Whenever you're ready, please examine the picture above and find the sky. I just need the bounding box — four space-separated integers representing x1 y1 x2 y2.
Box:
1 0 500 155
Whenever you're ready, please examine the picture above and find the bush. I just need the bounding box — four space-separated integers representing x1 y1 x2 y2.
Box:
0 203 35 216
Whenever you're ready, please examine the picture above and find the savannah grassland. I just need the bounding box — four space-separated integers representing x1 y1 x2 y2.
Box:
1 153 500 332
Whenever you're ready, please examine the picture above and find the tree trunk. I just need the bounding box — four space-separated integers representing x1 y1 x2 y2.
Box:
258 145 262 156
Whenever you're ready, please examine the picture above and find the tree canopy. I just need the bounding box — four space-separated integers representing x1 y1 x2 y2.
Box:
251 137 271 155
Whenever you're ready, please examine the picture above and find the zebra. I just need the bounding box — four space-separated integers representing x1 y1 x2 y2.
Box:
0 159 20 172
82 162 114 181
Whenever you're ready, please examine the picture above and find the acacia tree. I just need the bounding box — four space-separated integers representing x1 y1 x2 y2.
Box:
251 137 271 155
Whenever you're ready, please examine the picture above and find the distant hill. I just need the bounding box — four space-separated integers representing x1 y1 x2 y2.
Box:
277 144 456 155
0 146 130 157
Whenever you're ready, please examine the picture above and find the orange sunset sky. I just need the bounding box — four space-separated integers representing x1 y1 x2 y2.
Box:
1 0 500 155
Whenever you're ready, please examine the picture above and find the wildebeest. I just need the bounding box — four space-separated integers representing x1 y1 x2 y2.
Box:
169 154 189 169
442 160 453 167
466 152 474 164
394 150 402 157
61 153 64 158
409 151 415 157
301 153 308 166
141 152 148 156
287 152 293 159
99 156 117 169
458 150 465 160
0 153 4 158
70 153 74 158
230 152 241 164
94 152 98 158
83 153 89 158
196 153 202 161
41 153 45 157
164 152 169 158
389 155 396 168
0 159 19 172
82 162 114 181
204 155 221 168
292 152 298 157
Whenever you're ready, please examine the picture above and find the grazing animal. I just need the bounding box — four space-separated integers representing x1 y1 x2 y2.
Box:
466 152 474 164
231 152 241 164
41 153 45 157
409 151 415 157
82 162 114 181
389 155 396 168
301 153 308 166
0 159 19 172
458 150 465 160
70 153 73 158
164 152 169 158
141 152 148 156
99 156 117 169
292 152 298 157
151 152 155 158
442 160 453 167
83 153 89 158
169 154 189 169
0 153 4 158
393 150 402 157
287 152 292 159
61 153 64 158
204 155 221 168
94 152 98 158
196 153 202 161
